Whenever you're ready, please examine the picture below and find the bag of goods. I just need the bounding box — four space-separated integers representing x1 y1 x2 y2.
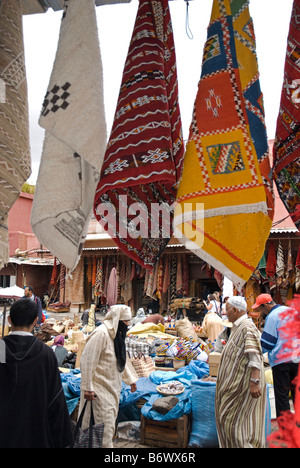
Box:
188 380 218 448
175 318 198 340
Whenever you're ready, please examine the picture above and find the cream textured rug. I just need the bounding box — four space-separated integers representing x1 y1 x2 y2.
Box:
0 0 31 269
31 0 107 272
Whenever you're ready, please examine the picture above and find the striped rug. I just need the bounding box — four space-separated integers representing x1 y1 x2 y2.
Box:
94 0 184 271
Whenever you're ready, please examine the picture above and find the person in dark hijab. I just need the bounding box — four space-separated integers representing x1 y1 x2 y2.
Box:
52 334 69 367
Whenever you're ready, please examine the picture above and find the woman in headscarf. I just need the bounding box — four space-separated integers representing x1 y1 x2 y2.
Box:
52 334 69 367
79 304 138 448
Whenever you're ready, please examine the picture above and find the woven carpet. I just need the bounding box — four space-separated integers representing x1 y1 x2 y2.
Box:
0 0 31 269
94 0 184 271
31 0 107 272
173 0 274 289
273 0 300 229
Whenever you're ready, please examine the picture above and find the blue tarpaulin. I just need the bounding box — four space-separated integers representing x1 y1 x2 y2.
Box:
120 361 210 421
60 369 81 415
60 361 210 418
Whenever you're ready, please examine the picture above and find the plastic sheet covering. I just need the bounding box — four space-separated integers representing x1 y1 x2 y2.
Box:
60 369 81 415
188 380 219 448
141 369 195 421
119 377 158 410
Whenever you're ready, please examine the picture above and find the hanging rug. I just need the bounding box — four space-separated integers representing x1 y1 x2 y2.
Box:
273 0 300 229
94 0 184 271
173 0 274 289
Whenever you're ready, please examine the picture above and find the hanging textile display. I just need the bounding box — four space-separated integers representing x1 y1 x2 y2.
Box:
273 0 300 229
31 0 107 272
156 258 164 300
94 257 104 297
173 0 274 289
86 257 93 284
106 266 117 307
266 241 277 279
65 257 84 305
170 255 177 302
94 0 184 271
92 257 97 288
182 255 190 297
50 258 58 286
176 254 183 294
59 264 66 302
0 0 31 270
276 240 285 283
282 239 295 289
257 253 267 280
162 255 170 294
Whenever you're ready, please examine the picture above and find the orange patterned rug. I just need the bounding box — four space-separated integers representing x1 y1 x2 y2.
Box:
174 0 274 289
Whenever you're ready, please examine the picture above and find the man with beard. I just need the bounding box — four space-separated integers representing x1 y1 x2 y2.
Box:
79 304 138 448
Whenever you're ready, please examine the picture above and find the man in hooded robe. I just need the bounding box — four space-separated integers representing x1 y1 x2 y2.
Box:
0 299 73 448
79 304 138 448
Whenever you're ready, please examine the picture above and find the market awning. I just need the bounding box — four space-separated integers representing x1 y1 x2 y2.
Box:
0 285 24 299
8 257 54 266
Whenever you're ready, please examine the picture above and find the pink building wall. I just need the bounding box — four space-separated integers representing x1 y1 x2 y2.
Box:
7 192 41 256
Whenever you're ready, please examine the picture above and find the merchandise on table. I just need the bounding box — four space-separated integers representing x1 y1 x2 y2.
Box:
157 381 185 396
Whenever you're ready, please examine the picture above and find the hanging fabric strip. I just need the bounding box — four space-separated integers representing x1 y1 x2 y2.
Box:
273 0 300 229
31 0 107 272
173 0 274 289
94 0 184 271
0 0 31 269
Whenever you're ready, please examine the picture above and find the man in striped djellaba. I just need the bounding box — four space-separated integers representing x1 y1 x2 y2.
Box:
215 296 266 448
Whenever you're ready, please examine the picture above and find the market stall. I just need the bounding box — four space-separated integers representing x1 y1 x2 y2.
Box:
32 307 273 448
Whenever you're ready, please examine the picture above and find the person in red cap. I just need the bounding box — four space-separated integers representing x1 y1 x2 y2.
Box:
252 294 299 418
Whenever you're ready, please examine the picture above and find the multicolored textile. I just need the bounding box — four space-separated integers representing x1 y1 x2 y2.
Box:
94 0 184 270
65 257 84 305
125 335 151 358
0 0 31 269
273 0 300 229
174 0 273 289
31 0 107 272
266 241 277 278
94 256 104 297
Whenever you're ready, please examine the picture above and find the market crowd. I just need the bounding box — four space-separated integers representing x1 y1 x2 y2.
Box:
0 290 299 448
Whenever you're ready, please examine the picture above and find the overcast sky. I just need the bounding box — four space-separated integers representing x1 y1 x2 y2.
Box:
23 0 294 185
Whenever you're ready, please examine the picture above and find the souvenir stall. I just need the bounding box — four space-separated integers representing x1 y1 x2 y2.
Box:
244 229 300 325
0 0 298 449
34 303 219 447
50 228 222 323
37 300 273 448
